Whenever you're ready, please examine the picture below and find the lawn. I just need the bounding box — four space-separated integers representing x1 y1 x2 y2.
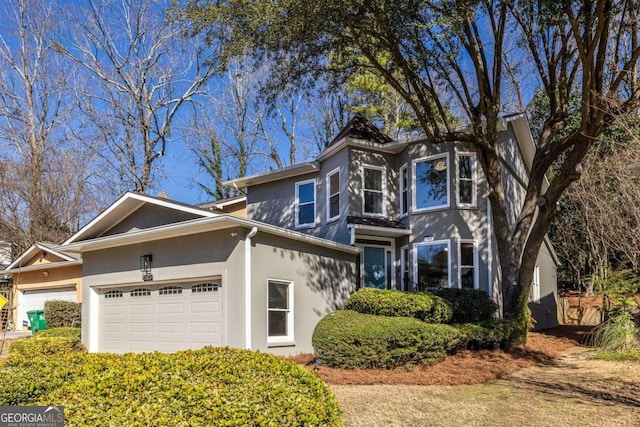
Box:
328 329 640 427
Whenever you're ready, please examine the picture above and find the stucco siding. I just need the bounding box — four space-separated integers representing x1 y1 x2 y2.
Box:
104 204 203 236
249 232 357 355
81 228 247 350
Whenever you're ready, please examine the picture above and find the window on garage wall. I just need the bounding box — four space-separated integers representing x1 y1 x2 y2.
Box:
267 279 293 344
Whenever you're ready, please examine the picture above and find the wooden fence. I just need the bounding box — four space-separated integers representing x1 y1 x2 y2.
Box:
558 294 640 326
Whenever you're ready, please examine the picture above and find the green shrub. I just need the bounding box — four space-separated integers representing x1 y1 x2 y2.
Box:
312 310 463 369
344 288 453 324
456 320 519 350
585 310 640 351
8 328 83 358
430 288 498 323
44 300 81 328
0 348 342 426
37 327 81 340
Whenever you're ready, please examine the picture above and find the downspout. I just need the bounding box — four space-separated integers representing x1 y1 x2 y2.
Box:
245 226 258 350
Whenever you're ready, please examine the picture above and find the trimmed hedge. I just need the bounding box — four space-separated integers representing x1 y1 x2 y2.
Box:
456 320 519 350
344 288 453 324
430 288 498 323
8 327 83 358
312 310 463 368
44 300 82 328
0 347 342 426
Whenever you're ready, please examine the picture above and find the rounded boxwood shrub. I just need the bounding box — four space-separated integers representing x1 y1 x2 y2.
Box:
344 288 453 324
0 347 342 426
430 288 498 323
312 310 463 369
44 300 81 328
456 319 519 350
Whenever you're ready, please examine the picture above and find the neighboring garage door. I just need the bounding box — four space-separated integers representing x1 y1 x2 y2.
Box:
18 287 77 329
98 281 223 353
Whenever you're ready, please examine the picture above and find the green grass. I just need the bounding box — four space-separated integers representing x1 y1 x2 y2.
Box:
591 349 640 362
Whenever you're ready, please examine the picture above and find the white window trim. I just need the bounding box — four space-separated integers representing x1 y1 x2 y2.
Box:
412 153 450 213
531 266 541 303
362 164 387 217
295 178 317 229
456 152 477 208
413 239 451 288
458 239 480 290
267 278 294 345
326 167 341 223
400 244 410 291
399 163 408 218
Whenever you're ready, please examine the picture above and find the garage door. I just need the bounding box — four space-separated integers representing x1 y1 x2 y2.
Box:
98 281 223 353
18 287 77 329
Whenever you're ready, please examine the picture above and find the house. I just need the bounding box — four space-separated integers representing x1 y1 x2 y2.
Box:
4 242 82 331
58 192 357 355
225 113 558 329
31 113 556 355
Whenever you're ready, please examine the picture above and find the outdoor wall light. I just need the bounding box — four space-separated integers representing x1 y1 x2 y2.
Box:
140 254 153 281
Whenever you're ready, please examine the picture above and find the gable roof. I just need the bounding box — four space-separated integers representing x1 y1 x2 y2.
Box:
60 214 360 255
329 114 393 146
63 192 217 245
4 242 80 273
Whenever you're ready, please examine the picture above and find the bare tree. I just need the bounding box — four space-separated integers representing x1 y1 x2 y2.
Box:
0 0 102 253
54 0 217 193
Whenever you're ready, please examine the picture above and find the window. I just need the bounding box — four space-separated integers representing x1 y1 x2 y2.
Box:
192 282 219 293
399 164 408 216
159 286 182 295
326 168 340 221
104 290 123 299
530 266 541 302
457 153 476 207
413 154 449 211
401 245 410 291
414 240 450 290
295 179 316 228
363 166 385 215
268 280 293 343
130 288 151 297
459 241 478 289
363 246 387 289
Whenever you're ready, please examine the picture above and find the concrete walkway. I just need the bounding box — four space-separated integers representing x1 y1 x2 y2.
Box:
1 330 31 339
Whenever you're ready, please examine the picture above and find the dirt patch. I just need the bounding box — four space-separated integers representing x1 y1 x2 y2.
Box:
292 326 592 386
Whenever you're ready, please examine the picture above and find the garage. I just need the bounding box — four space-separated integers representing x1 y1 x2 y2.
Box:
18 287 77 330
98 280 223 353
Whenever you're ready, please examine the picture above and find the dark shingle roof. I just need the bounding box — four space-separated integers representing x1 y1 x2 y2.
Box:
347 216 406 229
329 114 393 146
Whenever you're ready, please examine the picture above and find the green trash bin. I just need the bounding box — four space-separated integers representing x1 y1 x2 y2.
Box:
27 310 49 333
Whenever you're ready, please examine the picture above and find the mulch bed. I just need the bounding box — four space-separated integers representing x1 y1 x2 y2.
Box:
290 326 593 386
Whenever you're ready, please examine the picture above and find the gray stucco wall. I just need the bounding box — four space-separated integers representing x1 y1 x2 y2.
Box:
81 228 247 350
246 148 352 245
103 204 203 237
249 232 357 355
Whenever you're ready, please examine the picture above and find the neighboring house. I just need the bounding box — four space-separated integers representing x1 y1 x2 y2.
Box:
3 243 82 330
58 192 357 355
226 113 559 329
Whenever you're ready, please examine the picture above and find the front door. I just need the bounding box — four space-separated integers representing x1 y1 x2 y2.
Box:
362 245 393 289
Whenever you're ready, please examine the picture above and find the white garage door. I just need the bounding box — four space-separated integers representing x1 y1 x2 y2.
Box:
98 281 223 353
18 287 77 329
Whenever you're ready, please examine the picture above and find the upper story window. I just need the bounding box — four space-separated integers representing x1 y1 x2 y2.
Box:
326 168 340 222
363 166 385 216
399 164 408 216
295 179 316 228
457 153 477 207
413 153 449 212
